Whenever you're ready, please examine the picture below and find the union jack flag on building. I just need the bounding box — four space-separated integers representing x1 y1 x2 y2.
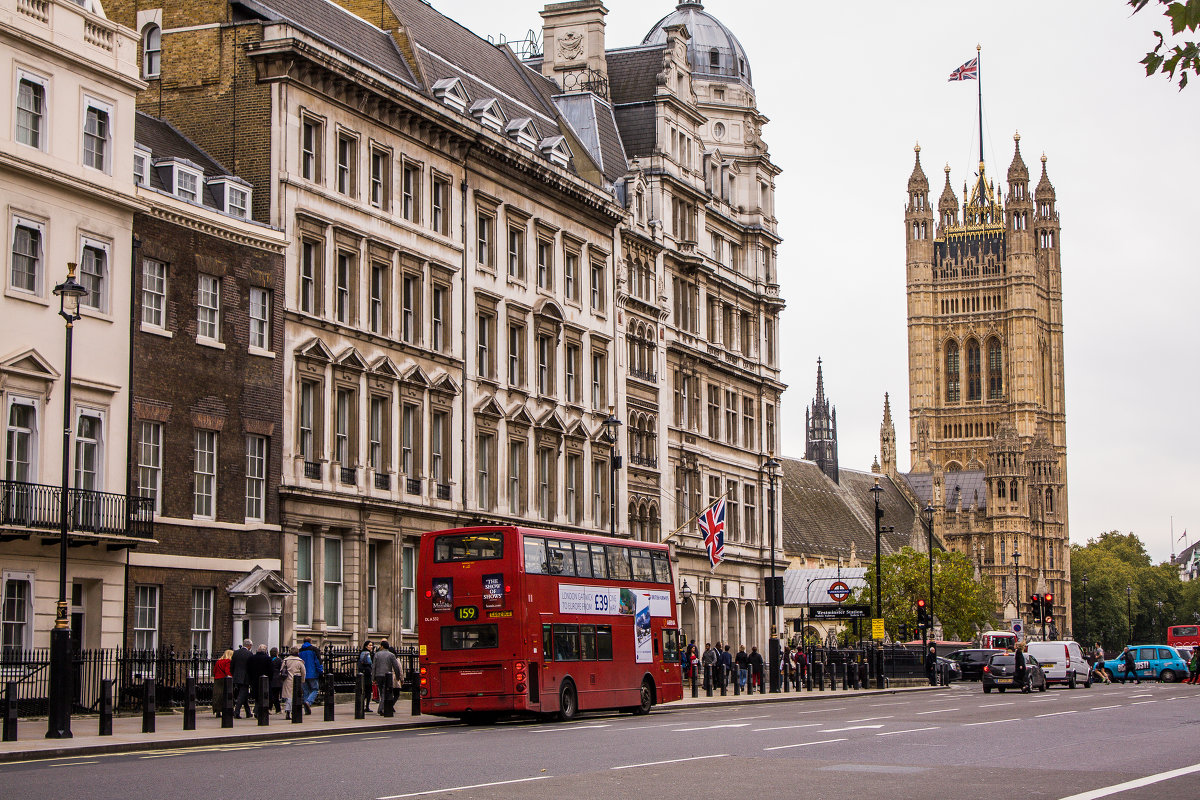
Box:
698 497 726 570
948 57 979 82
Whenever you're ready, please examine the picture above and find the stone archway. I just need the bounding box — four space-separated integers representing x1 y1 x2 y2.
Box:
680 596 698 646
726 600 738 648
227 567 293 651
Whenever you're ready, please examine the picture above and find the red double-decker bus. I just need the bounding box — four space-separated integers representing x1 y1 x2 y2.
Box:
1166 625 1199 649
417 525 683 723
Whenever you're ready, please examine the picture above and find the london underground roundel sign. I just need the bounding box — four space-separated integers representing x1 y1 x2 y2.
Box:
827 581 851 603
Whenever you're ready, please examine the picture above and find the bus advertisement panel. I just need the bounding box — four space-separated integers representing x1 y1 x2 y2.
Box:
417 526 683 723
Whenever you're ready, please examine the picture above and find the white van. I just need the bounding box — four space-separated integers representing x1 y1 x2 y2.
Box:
1026 641 1091 688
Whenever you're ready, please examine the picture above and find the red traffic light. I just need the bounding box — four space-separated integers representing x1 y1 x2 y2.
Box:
917 599 926 608
1044 593 1053 604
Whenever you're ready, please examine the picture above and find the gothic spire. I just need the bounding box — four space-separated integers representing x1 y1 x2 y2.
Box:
805 358 839 484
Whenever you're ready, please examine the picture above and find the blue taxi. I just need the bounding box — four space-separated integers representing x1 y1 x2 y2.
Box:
1101 645 1190 683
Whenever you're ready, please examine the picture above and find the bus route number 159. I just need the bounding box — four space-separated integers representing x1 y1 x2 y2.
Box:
455 606 478 621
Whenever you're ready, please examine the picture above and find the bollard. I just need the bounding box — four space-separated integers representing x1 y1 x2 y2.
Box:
690 666 698 698
859 661 868 690
292 675 303 723
258 675 270 726
222 676 234 728
733 669 740 696
3 682 16 742
381 673 394 718
410 669 421 717
747 669 754 695
704 663 713 698
814 660 823 691
324 673 335 721
828 663 836 691
142 678 156 733
842 661 850 691
183 677 196 731
719 664 726 696
355 673 366 719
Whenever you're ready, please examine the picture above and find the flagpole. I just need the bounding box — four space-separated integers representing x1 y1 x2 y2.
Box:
661 487 735 545
976 43 983 167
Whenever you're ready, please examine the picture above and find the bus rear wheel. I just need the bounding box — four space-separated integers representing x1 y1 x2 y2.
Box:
558 680 578 722
632 679 653 715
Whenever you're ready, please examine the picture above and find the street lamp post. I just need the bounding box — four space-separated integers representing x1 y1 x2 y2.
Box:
764 455 781 692
870 479 884 688
47 264 88 740
1081 572 1089 647
920 503 935 649
602 409 622 539
1126 584 1133 644
1012 550 1021 636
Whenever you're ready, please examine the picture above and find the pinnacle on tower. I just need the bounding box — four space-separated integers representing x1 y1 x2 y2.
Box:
1036 153 1056 201
1007 131 1029 183
805 358 839 484
908 142 928 192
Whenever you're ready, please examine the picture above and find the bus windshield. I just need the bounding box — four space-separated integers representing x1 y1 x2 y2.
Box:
434 532 504 562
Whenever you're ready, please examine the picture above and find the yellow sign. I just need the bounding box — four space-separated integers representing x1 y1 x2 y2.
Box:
871 618 885 640
419 644 426 656
488 611 513 618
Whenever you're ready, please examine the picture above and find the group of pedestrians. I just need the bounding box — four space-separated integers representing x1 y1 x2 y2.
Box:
356 639 405 715
210 637 323 720
683 640 808 690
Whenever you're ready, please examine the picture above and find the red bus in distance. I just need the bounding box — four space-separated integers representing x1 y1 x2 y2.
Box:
1166 625 1199 649
417 525 684 723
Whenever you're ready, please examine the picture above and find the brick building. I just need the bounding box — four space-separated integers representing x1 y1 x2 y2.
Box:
127 112 287 652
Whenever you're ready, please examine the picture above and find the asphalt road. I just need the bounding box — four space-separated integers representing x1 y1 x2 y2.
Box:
3 681 1199 800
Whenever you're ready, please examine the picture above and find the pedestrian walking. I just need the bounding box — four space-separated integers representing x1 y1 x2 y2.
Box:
269 647 283 712
359 641 375 712
749 645 764 690
212 648 233 716
701 642 717 687
1121 646 1140 685
721 645 733 689
231 638 253 718
926 643 938 686
280 646 305 719
247 644 273 716
1187 647 1199 684
1015 642 1029 693
372 639 403 715
735 645 749 689
298 636 323 713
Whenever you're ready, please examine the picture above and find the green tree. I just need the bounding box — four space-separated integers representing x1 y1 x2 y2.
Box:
855 547 995 642
1129 0 1200 89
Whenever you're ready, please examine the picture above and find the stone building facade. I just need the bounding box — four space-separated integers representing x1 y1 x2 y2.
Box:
126 112 288 653
884 135 1070 633
1 0 148 650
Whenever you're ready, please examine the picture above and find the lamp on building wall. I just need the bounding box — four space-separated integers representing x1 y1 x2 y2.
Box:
602 409 622 539
47 264 88 740
764 455 781 692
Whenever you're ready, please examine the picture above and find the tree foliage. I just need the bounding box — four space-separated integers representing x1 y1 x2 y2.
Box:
1070 530 1200 653
854 547 996 642
1129 0 1200 89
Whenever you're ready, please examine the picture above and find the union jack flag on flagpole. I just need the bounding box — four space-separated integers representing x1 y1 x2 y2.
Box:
698 497 727 570
948 57 979 81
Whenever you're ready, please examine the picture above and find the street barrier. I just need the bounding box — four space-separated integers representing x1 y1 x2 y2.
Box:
258 676 270 726
324 673 335 721
183 677 195 731
141 678 155 733
3 682 16 741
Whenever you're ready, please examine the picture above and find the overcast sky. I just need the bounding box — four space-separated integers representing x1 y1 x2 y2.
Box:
443 1 1200 564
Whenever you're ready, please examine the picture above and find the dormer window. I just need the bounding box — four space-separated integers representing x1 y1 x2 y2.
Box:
538 136 571 167
208 177 253 219
133 146 150 186
432 78 470 113
505 118 538 151
709 48 720 69
175 166 200 202
469 99 505 132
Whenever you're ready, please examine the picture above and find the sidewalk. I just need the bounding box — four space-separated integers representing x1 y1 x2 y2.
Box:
0 682 943 763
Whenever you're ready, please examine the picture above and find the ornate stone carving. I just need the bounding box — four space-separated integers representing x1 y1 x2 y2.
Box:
558 31 584 61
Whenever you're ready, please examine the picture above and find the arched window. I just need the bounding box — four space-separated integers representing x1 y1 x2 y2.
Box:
966 339 981 401
142 24 161 79
1009 480 1018 503
987 337 1003 400
945 340 960 402
998 480 1006 500
1045 487 1054 513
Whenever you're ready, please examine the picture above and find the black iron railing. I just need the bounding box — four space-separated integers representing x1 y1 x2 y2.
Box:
339 466 356 486
374 472 391 490
303 461 322 480
0 479 153 539
629 453 658 469
405 477 421 495
322 643 419 693
629 367 657 383
436 482 451 500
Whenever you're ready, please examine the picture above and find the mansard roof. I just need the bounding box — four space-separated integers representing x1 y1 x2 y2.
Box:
606 46 665 159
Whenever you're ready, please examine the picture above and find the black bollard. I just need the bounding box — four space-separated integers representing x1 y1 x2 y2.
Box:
410 670 421 717
733 669 740 695
99 679 114 735
814 660 823 690
292 675 303 723
859 661 868 690
719 664 727 696
258 676 270 726
704 663 713 698
842 661 850 691
323 673 335 721
355 673 366 719
142 678 156 733
222 676 234 728
3 682 16 742
381 673 394 717
183 677 196 731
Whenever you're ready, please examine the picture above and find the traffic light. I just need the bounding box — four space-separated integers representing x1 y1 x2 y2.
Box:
916 599 928 628
899 622 910 641
1030 594 1042 620
1043 593 1054 622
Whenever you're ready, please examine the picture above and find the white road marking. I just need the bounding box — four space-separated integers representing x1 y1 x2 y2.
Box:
1131 700 1157 705
876 727 939 736
50 761 99 767
1029 698 1057 703
792 706 846 714
415 732 443 736
611 754 729 770
1089 705 1121 711
723 714 771 721
819 724 885 732
672 723 750 732
979 702 1014 707
363 736 391 739
378 776 552 799
764 738 848 751
915 707 958 715
532 724 611 733
753 723 821 732
846 716 894 723
622 722 680 731
1056 761 1200 800
868 701 908 707
963 718 1020 726
1129 694 1153 698
1036 710 1078 718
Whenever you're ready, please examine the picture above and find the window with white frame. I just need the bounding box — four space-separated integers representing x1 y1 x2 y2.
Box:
431 284 447 351
401 274 417 343
565 343 580 403
83 99 112 173
402 163 419 222
401 544 415 632
590 260 605 313
508 321 525 387
15 74 46 150
591 350 606 409
431 410 447 483
565 453 580 524
367 542 378 631
335 387 354 465
197 274 220 340
296 534 312 626
538 448 552 519
323 536 343 628
301 115 322 182
477 211 494 267
300 240 319 315
74 411 102 491
508 225 525 280
536 238 552 290
336 132 356 196
226 184 249 219
1 575 32 654
141 258 166 328
190 588 212 653
401 403 418 476
369 262 387 334
432 176 449 235
249 287 270 350
476 433 493 509
133 150 148 186
5 399 37 485
79 239 108 311
564 249 579 303
10 216 43 294
175 166 200 202
133 585 159 651
592 460 605 526
368 395 387 471
137 421 162 513
298 380 316 462
369 146 389 210
245 434 266 521
142 24 161 79
193 429 216 518
507 440 524 515
335 252 353 324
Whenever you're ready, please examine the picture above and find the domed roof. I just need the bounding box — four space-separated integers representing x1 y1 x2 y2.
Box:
642 1 752 87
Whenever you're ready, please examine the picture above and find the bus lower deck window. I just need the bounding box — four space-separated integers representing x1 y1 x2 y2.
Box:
441 624 499 650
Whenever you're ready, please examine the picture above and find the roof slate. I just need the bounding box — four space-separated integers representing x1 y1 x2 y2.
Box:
607 46 662 105
903 469 989 513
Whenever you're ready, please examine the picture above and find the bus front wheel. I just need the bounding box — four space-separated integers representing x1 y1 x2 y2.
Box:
633 679 653 715
558 680 578 722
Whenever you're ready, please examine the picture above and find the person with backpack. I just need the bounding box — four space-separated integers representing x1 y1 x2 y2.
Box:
298 636 323 713
358 641 375 712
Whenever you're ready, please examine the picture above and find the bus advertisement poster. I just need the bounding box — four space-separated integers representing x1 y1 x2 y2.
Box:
635 592 653 663
432 578 452 611
558 585 673 617
482 574 503 608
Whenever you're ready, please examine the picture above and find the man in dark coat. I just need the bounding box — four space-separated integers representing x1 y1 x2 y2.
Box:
230 639 253 718
926 643 939 686
735 645 750 689
372 640 403 715
246 644 273 716
1122 646 1141 684
1014 643 1028 693
748 646 764 690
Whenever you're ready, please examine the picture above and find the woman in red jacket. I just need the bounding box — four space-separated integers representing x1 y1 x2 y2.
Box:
212 649 233 716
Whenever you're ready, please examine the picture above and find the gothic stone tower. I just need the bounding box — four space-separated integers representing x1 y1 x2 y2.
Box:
805 359 838 483
903 135 1070 633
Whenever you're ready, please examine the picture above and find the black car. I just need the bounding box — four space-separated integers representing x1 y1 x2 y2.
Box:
982 653 1047 693
946 648 1004 681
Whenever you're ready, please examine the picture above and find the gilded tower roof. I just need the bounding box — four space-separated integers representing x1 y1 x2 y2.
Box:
938 164 959 212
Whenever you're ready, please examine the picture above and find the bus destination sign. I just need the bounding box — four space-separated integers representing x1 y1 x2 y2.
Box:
454 605 479 621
